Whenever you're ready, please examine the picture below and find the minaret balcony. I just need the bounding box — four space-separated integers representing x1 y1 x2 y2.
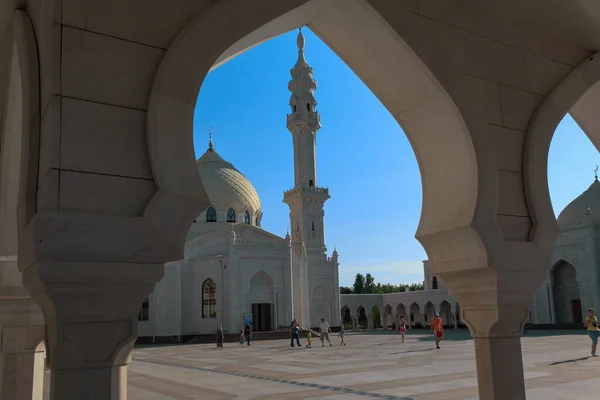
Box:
283 185 330 203
287 112 320 124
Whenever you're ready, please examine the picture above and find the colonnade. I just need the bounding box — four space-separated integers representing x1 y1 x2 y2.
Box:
2 0 600 399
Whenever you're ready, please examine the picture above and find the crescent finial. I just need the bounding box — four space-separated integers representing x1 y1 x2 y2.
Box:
595 165 598 181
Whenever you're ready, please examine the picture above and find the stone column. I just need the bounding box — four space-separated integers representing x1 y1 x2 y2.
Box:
0 324 45 400
23 261 163 400
443 267 546 400
451 304 458 329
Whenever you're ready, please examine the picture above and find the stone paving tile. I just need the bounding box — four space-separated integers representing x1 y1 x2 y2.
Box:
45 330 600 399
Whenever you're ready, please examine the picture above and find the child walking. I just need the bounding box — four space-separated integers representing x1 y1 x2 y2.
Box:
239 330 245 348
306 330 313 348
338 327 346 346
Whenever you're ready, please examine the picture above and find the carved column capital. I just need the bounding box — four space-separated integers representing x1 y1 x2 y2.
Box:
22 261 163 370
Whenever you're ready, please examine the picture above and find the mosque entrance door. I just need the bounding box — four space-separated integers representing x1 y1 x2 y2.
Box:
252 303 272 331
571 299 582 323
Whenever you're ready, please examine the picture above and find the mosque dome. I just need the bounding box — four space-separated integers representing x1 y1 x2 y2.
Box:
196 141 261 220
557 178 600 230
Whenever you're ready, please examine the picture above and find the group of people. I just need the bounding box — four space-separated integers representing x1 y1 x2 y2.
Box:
290 318 346 348
217 307 600 356
397 313 444 349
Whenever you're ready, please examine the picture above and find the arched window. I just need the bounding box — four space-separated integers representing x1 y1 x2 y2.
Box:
206 207 217 222
138 298 149 321
293 105 297 112
309 179 314 187
226 208 236 223
432 276 438 290
202 279 217 318
244 210 250 224
306 103 311 111
312 221 315 231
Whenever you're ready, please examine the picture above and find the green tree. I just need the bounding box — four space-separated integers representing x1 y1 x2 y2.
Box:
352 273 366 294
339 286 353 294
365 273 376 293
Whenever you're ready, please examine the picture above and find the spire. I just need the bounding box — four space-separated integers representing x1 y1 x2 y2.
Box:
595 165 598 181
296 27 307 66
208 126 214 152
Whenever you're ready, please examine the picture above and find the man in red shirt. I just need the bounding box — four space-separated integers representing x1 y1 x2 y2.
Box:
431 313 444 349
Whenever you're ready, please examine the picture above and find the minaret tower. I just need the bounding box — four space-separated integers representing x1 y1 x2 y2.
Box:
283 28 330 259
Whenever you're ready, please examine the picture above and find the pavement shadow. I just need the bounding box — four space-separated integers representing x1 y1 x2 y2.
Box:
549 356 591 365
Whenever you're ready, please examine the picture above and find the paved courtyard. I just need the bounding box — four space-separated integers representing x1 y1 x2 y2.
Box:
45 330 599 399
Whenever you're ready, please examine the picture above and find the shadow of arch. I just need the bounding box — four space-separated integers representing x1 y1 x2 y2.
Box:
147 0 480 266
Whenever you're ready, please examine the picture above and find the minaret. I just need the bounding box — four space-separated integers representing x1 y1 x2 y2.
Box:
283 28 330 258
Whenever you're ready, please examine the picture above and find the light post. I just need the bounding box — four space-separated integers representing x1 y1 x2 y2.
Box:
220 259 226 327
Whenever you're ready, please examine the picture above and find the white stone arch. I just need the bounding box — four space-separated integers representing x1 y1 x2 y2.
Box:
396 303 408 324
356 304 367 328
0 12 47 394
146 0 481 266
2 11 40 265
550 259 582 324
340 304 352 328
249 270 274 311
439 300 453 326
526 52 600 256
311 285 330 328
423 301 436 327
409 302 422 327
383 303 393 328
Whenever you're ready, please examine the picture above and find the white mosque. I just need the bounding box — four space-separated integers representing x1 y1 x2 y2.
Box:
136 28 598 342
137 29 340 340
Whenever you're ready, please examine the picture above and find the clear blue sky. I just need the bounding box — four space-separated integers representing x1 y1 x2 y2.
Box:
194 28 599 288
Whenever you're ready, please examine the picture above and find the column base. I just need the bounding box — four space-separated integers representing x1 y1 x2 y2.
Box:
50 364 127 400
474 336 526 400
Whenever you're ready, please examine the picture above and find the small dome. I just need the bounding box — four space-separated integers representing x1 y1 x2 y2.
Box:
196 147 261 215
557 179 600 230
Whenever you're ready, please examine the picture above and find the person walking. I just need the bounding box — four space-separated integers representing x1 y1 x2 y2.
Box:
305 329 313 348
398 316 407 343
290 321 301 347
319 318 333 347
584 308 599 357
431 313 444 349
238 329 245 348
216 325 224 348
338 327 346 346
244 324 253 346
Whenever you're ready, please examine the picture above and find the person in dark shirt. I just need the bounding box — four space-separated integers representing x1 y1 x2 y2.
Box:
244 324 253 346
290 321 301 347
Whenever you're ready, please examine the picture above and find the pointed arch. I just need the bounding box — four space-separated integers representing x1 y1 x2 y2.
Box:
202 278 217 318
146 0 480 267
551 260 582 324
226 207 236 223
206 207 217 222
138 297 150 321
